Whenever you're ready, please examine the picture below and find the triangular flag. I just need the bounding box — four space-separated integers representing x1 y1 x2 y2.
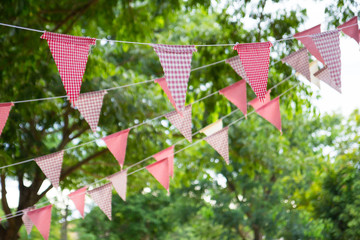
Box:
68 186 88 218
155 78 177 111
311 30 341 88
309 61 321 88
108 170 127 201
225 56 249 83
146 158 170 191
204 127 229 164
233 42 272 101
294 25 325 64
199 119 223 137
88 183 113 220
34 150 64 188
314 66 341 93
0 102 14 136
337 16 359 43
282 48 311 81
152 44 197 112
40 32 96 104
22 207 35 235
102 129 130 168
219 80 247 117
248 90 271 110
76 90 107 132
153 146 175 177
165 105 192 142
27 205 52 240
255 97 282 132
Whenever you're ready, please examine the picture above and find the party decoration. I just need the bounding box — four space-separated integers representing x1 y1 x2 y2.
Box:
68 187 88 218
225 56 249 83
165 104 192 142
281 48 311 81
0 102 13 136
102 129 130 168
219 80 247 117
34 150 64 188
108 170 127 201
153 146 175 177
255 97 282 132
248 90 271 110
22 207 35 235
146 158 170 191
155 77 177 110
88 183 113 220
204 127 229 164
337 16 359 43
199 119 223 136
314 66 341 93
27 205 52 240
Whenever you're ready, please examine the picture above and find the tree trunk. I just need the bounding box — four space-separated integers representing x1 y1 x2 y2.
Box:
61 205 69 240
252 224 262 240
0 215 23 240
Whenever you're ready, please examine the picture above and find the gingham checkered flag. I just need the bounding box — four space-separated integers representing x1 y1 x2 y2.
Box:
34 150 64 189
204 127 229 164
226 56 249 83
165 104 192 143
281 48 311 81
22 207 35 235
314 66 341 93
337 17 359 44
88 183 113 220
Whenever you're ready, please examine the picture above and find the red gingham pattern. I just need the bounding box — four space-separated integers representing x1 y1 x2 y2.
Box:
204 127 229 164
76 90 107 132
165 104 192 143
225 56 249 83
152 44 197 112
314 66 341 93
282 48 311 81
88 183 112 220
34 150 64 189
233 42 272 101
41 32 96 104
311 30 342 88
22 207 35 235
337 16 359 44
0 102 13 136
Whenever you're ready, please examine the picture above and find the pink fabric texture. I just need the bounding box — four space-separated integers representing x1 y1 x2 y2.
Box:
294 25 325 64
0 102 14 136
281 48 311 81
88 183 113 220
102 129 130 168
233 42 272 101
22 207 35 235
155 77 177 111
255 97 282 132
108 170 127 201
337 16 359 43
40 32 96 104
34 150 64 189
27 205 52 240
314 67 341 93
153 146 175 177
76 90 107 132
219 80 247 117
204 127 229 164
225 56 249 83
165 104 192 143
68 187 88 218
248 90 271 110
152 44 197 112
146 158 170 191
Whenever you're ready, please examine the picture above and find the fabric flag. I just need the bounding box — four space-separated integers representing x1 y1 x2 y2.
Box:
155 77 177 111
219 80 247 117
22 207 35 235
102 129 130 168
255 97 282 132
337 16 359 43
165 104 192 143
204 127 229 164
248 90 271 110
34 150 64 189
152 44 197 112
68 187 88 218
27 205 52 240
294 25 325 64
233 42 272 101
225 56 249 83
108 170 127 201
309 61 321 88
153 146 175 178
199 119 223 136
88 183 113 220
311 30 341 88
146 158 170 191
314 66 341 93
40 32 96 104
281 48 311 81
0 102 14 136
76 90 107 132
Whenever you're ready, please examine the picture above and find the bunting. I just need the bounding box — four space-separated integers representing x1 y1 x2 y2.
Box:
255 97 282 132
102 129 130 168
146 158 170 191
34 150 64 189
219 80 247 117
225 56 249 83
27 205 52 240
337 16 359 43
88 183 113 220
199 119 223 136
165 105 192 142
153 146 175 177
108 170 127 201
155 78 177 110
281 48 311 81
0 102 13 136
248 90 271 110
22 207 35 235
314 66 341 93
68 187 88 218
204 127 229 164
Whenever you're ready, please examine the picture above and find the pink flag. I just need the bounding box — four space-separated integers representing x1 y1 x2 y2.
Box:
22 207 35 235
155 78 177 111
233 42 272 101
281 48 311 81
108 170 127 201
146 158 170 191
0 102 14 136
88 183 113 220
68 186 88 218
314 67 341 93
311 30 341 88
152 44 197 112
225 56 249 83
204 127 229 164
255 97 282 132
248 90 271 110
294 25 325 64
102 129 130 168
153 146 175 177
337 16 359 43
40 32 96 104
219 80 247 117
27 205 52 240
34 150 64 188
165 105 192 143
76 90 107 132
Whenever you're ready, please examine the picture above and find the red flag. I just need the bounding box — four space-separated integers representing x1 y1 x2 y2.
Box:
155 78 177 111
165 105 192 143
146 158 170 191
337 16 359 43
22 207 35 235
34 151 64 189
219 80 247 117
68 187 88 218
204 127 229 164
108 170 127 201
281 48 311 81
27 205 52 240
40 32 96 104
102 129 130 168
314 67 341 93
153 146 175 177
0 102 13 136
88 183 113 220
255 97 282 132
225 56 249 83
248 90 271 110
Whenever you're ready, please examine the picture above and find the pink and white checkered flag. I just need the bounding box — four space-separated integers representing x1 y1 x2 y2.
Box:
155 78 177 111
337 16 359 44
34 150 64 189
102 129 130 169
88 183 113 220
40 32 96 105
68 187 88 218
255 97 282 133
294 25 325 64
219 80 247 117
152 44 197 112
249 90 271 110
108 170 127 201
165 105 192 143
153 146 175 178
76 90 107 132
314 66 341 93
281 48 311 81
22 207 35 235
233 42 272 102
146 158 170 192
204 127 229 164
0 102 13 136
311 30 341 88
27 205 52 240
225 56 249 83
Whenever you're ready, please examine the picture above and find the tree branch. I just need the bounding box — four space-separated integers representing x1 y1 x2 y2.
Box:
1 173 13 224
